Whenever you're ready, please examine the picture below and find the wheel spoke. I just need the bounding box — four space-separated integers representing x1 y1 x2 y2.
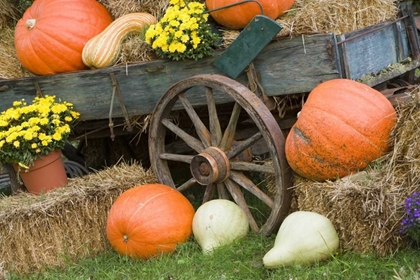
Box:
217 182 230 199
159 153 193 164
229 171 274 208
230 162 275 173
177 177 197 192
206 87 222 146
161 118 204 152
219 103 241 151
226 131 263 159
224 178 259 232
202 183 216 203
178 93 211 148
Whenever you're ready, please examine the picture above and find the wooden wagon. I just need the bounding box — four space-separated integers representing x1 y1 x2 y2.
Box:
0 2 419 235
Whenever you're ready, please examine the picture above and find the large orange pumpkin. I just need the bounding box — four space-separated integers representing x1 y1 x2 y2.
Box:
14 0 113 75
106 184 195 259
285 79 397 181
205 0 295 30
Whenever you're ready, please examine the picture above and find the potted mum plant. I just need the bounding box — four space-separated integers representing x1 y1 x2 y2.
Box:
0 95 80 194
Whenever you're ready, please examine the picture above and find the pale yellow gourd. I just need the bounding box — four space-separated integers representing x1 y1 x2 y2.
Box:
263 211 339 268
82 13 157 69
192 199 249 254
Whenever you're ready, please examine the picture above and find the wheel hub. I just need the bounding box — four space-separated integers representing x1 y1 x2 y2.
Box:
190 147 230 185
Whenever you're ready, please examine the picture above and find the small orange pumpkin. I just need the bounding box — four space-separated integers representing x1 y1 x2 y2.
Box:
106 184 195 259
285 79 397 181
205 0 295 30
14 0 113 75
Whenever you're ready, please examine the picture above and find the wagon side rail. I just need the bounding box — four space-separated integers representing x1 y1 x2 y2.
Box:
335 1 420 86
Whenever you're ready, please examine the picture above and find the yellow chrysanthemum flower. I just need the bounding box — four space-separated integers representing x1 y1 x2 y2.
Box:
52 132 62 141
13 141 20 148
24 131 33 141
176 43 187 53
6 133 17 143
0 120 8 127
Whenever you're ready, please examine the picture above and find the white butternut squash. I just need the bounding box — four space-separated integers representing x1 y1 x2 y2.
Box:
263 211 339 268
82 13 157 69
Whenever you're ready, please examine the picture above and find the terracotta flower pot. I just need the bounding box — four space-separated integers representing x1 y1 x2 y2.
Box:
13 150 68 195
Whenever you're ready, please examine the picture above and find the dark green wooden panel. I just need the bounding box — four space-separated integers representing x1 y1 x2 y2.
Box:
214 15 283 79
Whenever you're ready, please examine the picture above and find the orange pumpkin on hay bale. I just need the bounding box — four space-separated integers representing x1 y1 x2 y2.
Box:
285 79 397 181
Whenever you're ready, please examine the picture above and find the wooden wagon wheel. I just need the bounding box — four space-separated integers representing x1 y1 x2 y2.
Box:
148 74 292 235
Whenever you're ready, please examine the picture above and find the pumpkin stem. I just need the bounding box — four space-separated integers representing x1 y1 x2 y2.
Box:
26 19 36 30
123 234 129 243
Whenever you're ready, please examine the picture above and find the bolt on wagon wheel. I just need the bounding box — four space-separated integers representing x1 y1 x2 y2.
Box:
148 74 292 235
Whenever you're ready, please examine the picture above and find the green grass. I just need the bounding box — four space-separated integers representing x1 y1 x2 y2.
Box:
7 233 420 280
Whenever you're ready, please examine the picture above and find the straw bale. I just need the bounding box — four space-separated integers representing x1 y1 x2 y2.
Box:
221 0 398 45
277 0 399 36
0 162 157 275
0 0 19 29
293 87 420 256
116 34 157 65
100 0 170 20
0 26 33 79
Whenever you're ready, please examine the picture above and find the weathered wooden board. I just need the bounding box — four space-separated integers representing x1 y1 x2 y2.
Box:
255 34 340 96
0 34 340 121
0 56 234 121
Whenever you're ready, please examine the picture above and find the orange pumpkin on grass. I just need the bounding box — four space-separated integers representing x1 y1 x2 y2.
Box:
285 79 397 181
206 0 295 29
106 184 195 259
14 0 113 75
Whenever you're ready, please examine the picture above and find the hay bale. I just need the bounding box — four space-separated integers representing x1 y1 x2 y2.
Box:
0 0 19 29
0 26 33 79
0 1 34 79
100 0 170 20
0 162 157 275
277 0 399 36
222 0 398 45
293 87 420 256
116 34 157 65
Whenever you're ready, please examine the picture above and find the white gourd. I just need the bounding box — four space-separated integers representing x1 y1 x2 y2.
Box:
263 211 339 268
192 199 249 254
